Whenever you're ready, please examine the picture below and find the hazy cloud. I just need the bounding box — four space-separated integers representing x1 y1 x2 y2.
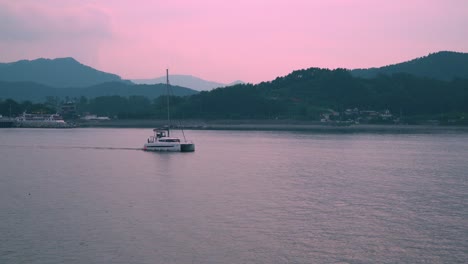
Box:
0 1 114 67
0 2 112 42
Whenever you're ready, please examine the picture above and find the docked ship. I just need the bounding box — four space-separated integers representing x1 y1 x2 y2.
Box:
15 112 74 128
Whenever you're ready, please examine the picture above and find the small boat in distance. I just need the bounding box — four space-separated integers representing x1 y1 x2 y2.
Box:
144 69 195 152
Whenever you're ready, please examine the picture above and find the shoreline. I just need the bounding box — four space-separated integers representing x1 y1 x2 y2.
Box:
73 119 468 133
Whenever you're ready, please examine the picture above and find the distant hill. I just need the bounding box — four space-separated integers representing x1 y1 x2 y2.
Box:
0 81 198 102
0 57 127 87
3 64 467 122
351 51 468 81
173 67 468 120
132 75 244 91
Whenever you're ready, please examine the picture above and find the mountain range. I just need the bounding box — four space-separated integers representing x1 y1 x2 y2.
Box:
0 81 197 102
132 75 243 91
0 58 199 102
0 57 126 87
0 51 467 103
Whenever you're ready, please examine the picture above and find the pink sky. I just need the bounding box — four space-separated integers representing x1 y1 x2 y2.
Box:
1 0 467 83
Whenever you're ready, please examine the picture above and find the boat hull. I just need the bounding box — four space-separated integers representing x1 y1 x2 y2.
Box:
0 119 14 128
181 143 195 152
15 121 74 128
143 142 195 152
144 143 181 152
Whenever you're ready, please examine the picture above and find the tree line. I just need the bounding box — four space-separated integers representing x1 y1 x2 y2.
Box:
1 68 467 124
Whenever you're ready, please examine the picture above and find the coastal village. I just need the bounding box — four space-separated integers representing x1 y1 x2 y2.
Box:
0 98 400 128
0 101 110 128
320 108 397 125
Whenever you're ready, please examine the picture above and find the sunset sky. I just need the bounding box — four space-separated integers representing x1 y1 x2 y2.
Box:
1 0 467 83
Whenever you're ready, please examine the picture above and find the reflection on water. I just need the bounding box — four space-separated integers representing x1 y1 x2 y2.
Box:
0 128 467 263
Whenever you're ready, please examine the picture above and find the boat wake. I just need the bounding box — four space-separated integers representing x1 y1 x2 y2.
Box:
0 144 143 151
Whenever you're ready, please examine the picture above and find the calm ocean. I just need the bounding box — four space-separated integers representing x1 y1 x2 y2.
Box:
1 128 467 263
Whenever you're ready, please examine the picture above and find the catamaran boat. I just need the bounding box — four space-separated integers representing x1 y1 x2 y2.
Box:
144 127 195 152
143 69 195 152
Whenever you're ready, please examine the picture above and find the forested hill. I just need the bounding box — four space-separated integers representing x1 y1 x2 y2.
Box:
1 53 467 122
0 81 198 102
1 67 467 122
0 57 126 87
173 67 468 119
351 51 468 81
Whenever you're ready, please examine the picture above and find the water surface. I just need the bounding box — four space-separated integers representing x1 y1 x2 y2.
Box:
1 128 467 263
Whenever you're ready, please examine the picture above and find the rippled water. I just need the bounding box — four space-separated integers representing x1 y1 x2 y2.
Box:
1 128 467 263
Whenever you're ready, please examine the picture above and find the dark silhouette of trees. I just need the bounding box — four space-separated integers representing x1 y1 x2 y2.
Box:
2 67 468 124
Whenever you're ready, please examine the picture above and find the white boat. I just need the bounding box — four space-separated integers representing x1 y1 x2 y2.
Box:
15 112 74 128
144 70 195 152
144 127 195 152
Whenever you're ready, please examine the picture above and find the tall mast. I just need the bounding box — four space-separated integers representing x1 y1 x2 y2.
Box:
166 69 170 124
